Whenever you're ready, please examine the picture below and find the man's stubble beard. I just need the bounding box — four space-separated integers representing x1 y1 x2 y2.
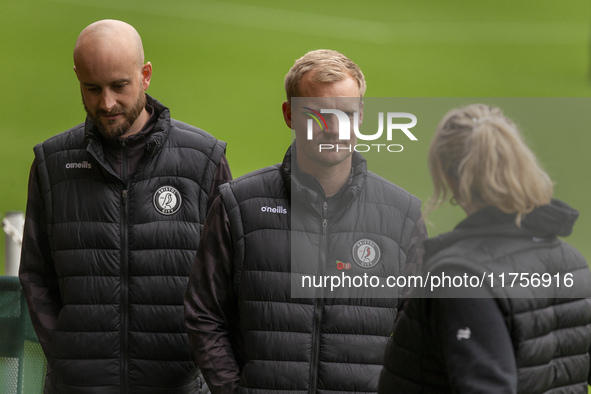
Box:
84 89 146 139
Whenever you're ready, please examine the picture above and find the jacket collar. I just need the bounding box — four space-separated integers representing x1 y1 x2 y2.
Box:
280 141 367 214
424 199 579 261
84 94 171 161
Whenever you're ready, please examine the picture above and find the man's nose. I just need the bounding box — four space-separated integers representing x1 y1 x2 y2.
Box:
325 115 341 135
99 89 117 112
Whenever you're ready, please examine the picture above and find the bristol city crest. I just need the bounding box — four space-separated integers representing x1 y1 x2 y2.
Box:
352 239 381 269
153 186 182 215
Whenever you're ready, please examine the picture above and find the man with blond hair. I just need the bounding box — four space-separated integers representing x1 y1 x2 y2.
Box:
184 49 426 393
20 19 231 393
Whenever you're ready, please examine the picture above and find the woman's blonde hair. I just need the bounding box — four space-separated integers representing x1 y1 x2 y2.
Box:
427 103 553 225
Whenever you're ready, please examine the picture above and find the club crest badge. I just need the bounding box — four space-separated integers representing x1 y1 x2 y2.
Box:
352 239 381 269
153 186 182 215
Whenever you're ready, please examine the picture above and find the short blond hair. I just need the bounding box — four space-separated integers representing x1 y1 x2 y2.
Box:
427 103 553 225
284 49 366 102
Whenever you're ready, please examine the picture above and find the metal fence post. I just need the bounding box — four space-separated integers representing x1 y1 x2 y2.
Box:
3 211 24 276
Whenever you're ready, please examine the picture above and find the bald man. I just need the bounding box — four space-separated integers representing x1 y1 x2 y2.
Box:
19 20 231 393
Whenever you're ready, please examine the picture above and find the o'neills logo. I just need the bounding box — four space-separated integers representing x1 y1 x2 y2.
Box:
261 205 287 215
65 161 92 169
352 239 381 269
153 186 182 215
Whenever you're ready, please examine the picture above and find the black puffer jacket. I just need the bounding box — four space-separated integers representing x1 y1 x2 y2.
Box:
25 96 226 393
215 146 423 392
380 200 591 393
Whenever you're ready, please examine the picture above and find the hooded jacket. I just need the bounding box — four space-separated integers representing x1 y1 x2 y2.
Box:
379 200 591 394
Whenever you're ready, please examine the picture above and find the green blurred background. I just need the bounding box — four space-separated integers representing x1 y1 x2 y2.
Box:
1 0 590 273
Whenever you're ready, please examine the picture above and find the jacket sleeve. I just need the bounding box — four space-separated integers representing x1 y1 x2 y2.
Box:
404 214 428 278
207 154 232 213
184 194 240 393
19 159 62 362
398 213 428 305
588 342 591 385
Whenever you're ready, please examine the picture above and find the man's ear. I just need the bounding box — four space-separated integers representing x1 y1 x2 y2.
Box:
282 101 292 129
359 100 364 125
141 62 153 90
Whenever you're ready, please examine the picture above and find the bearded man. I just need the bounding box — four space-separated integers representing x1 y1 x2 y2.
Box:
19 19 231 393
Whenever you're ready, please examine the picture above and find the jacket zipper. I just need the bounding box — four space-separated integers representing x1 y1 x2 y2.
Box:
120 141 130 393
310 201 328 393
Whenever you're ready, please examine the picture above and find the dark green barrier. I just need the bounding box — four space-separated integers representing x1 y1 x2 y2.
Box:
0 276 46 394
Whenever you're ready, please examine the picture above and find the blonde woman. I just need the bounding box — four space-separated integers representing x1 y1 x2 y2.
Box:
379 104 591 393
